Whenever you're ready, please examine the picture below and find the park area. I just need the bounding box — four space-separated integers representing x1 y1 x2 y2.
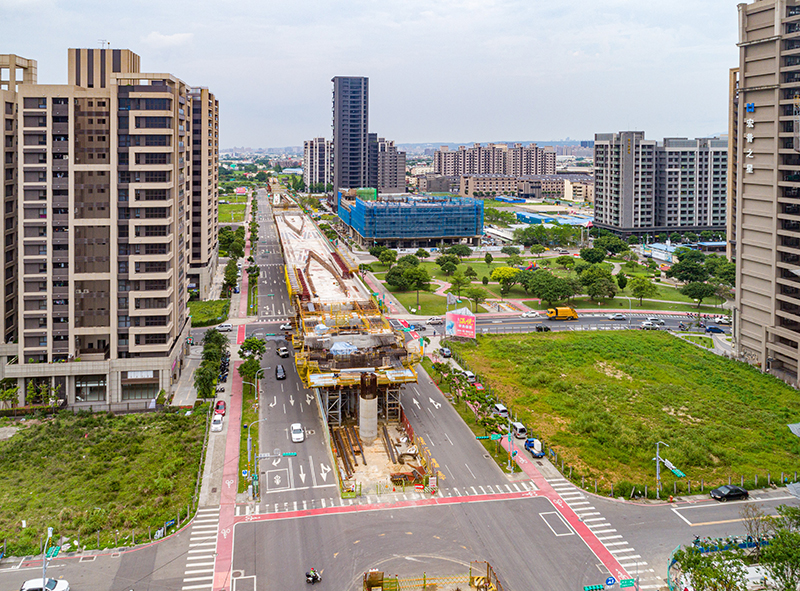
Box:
219 202 247 223
448 331 800 497
188 299 230 327
0 409 207 556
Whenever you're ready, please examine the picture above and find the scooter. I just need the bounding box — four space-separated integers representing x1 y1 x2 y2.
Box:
305 571 321 584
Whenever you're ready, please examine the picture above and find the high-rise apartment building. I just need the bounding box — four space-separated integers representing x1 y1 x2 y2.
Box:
188 87 219 300
332 76 369 191
302 137 333 191
733 0 800 382
0 48 218 407
433 143 556 177
376 138 406 194
594 131 727 236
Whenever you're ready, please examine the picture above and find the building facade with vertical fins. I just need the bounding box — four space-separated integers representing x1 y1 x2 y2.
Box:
733 0 800 383
332 76 369 191
0 48 218 407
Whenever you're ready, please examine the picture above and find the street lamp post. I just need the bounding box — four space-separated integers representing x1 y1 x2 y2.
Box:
655 441 669 500
243 380 257 401
247 416 270 467
42 526 53 586
254 368 265 401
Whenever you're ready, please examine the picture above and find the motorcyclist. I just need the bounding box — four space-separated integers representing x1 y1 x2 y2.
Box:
306 568 321 582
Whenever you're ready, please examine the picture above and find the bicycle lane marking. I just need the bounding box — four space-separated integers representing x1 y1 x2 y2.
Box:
501 438 630 582
214 360 243 591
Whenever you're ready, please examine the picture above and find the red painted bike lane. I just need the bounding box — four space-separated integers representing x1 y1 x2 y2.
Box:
213 360 243 591
501 437 630 582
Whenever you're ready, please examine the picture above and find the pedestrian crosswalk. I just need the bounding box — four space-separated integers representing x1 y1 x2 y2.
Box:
180 507 219 591
233 481 540 516
547 478 663 590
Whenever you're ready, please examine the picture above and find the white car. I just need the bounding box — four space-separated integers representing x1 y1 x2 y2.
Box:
640 321 659 330
607 313 627 321
211 415 224 433
520 311 539 318
279 323 292 331
427 317 444 325
714 316 732 325
646 317 666 326
290 423 305 443
20 579 70 591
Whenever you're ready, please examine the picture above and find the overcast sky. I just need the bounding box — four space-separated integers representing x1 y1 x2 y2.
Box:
2 0 739 148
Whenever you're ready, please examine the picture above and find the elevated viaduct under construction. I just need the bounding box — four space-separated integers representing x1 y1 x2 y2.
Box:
272 192 419 443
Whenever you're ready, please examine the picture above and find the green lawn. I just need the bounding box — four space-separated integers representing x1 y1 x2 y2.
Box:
219 202 247 223
684 336 714 349
0 410 207 555
386 287 449 315
239 382 259 493
188 300 230 327
449 332 800 496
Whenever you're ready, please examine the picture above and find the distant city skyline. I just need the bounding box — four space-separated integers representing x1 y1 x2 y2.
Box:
1 0 737 147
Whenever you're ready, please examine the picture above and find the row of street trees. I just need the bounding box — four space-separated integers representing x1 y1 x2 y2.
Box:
673 505 800 591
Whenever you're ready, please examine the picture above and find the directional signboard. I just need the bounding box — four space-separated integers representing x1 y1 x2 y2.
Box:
490 433 503 441
663 458 686 478
620 579 635 588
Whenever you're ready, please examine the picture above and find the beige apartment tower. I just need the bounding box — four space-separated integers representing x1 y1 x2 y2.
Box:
0 48 218 407
734 0 800 383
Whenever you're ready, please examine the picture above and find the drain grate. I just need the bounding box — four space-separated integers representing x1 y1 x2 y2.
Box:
212 487 217 493
484 454 490 458
80 556 96 563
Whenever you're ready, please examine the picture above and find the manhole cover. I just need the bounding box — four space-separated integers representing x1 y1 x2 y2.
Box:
484 454 490 459
212 487 217 493
80 556 96 562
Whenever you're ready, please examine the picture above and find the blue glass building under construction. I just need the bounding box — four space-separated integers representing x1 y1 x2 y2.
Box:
337 190 484 248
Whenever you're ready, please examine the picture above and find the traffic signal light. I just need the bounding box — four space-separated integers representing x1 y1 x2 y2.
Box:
583 586 603 591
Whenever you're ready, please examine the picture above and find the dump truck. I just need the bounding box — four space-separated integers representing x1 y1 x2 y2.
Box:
546 306 578 321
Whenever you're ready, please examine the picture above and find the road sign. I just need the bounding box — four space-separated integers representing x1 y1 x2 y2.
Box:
45 545 60 558
671 468 686 478
490 433 503 441
620 579 635 588
242 470 248 477
606 577 616 586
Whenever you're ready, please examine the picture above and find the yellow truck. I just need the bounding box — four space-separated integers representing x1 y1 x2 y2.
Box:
546 306 579 321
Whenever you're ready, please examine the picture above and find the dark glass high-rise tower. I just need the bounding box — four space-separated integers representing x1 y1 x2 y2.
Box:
332 76 369 191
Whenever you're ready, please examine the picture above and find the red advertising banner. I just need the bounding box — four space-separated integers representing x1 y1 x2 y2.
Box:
445 308 476 339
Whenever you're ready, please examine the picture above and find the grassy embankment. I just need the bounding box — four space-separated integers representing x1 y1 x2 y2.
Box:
0 410 207 555
448 331 800 496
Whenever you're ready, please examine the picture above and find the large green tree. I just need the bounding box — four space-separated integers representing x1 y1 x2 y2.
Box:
629 277 658 304
672 546 747 591
680 282 717 307
580 247 606 264
667 259 709 283
239 336 266 361
449 271 470 297
523 270 571 306
379 249 398 266
447 244 472 261
555 255 575 270
464 286 488 313
490 266 521 298
403 266 431 309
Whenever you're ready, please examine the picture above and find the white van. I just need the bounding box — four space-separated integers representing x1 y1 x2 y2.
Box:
511 422 527 439
463 371 477 383
491 403 508 418
217 323 233 332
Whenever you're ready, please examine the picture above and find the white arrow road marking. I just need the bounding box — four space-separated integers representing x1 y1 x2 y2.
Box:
289 395 295 406
413 398 420 409
272 457 281 466
320 463 331 482
269 396 277 408
298 464 306 483
429 398 441 409
306 393 313 405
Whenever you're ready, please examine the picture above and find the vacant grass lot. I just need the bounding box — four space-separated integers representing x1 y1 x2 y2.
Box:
450 332 800 493
188 300 230 327
0 410 207 555
219 202 246 223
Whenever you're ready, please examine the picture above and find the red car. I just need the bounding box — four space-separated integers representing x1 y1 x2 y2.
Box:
214 400 226 416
